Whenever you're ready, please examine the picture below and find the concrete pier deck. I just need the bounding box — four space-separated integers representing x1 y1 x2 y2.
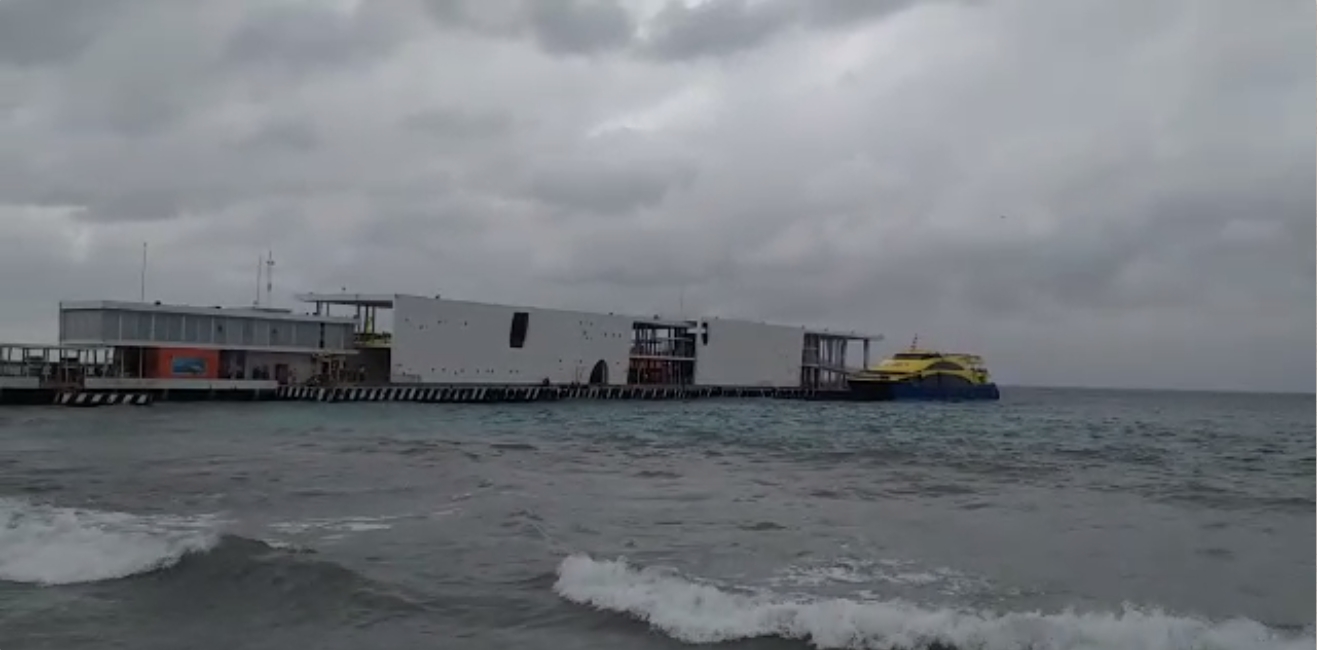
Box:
0 383 854 407
274 384 849 403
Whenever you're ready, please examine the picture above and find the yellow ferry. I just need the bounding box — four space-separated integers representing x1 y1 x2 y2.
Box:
848 337 1000 401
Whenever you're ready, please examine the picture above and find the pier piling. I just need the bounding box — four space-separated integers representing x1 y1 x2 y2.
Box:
267 383 836 404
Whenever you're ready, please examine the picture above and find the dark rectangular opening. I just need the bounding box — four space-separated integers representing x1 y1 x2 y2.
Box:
509 311 529 348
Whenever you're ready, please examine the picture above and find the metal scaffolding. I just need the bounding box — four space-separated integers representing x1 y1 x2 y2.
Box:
0 343 117 386
628 321 696 386
801 331 875 390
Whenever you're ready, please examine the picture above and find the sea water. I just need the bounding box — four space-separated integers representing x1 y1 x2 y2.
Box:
0 387 1311 649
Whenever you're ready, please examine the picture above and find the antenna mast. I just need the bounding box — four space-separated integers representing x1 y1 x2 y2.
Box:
265 250 275 308
139 242 148 302
253 255 263 307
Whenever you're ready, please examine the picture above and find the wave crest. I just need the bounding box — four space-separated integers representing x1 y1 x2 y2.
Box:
552 553 1311 650
0 497 221 586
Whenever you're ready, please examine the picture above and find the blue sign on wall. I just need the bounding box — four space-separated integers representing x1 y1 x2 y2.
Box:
171 356 208 376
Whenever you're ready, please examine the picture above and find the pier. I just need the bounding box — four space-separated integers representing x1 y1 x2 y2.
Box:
0 342 154 406
1 294 881 408
2 380 849 407
274 384 846 403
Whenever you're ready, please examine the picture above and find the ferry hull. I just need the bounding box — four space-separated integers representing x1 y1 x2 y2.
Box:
846 380 1000 402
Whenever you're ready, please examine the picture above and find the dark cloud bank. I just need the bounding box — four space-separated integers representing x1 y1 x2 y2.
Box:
0 0 1311 392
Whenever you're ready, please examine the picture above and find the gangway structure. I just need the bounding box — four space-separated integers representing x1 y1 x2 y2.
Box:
801 330 879 390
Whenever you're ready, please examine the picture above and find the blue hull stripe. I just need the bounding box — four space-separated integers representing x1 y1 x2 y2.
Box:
848 381 1000 401
887 383 1000 401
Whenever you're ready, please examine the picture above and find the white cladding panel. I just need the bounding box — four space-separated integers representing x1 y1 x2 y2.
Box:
694 319 804 387
391 295 633 385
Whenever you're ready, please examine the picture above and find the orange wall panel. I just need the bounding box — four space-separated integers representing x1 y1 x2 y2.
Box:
144 348 220 379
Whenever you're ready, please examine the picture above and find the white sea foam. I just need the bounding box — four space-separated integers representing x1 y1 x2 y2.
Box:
266 509 458 539
0 497 221 586
268 516 398 536
553 554 1312 650
770 558 980 593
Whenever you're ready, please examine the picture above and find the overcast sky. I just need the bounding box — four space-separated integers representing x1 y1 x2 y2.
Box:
0 0 1311 392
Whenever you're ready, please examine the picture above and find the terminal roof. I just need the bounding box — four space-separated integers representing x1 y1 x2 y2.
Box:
295 293 395 308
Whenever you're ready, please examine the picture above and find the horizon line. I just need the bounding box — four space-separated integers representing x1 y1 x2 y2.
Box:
1003 383 1315 397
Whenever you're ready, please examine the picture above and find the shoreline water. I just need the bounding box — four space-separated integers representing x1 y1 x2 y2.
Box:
1 388 1312 649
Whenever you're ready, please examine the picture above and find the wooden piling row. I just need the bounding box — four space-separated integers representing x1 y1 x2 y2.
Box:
27 384 847 408
274 384 839 403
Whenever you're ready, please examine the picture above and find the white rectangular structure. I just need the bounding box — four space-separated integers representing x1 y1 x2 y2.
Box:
693 318 805 387
84 378 280 391
58 300 358 353
390 294 634 385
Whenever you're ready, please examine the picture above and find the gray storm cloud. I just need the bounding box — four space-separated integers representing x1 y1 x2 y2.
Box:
0 0 1311 392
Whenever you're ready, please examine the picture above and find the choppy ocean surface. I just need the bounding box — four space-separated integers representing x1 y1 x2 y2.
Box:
0 387 1312 650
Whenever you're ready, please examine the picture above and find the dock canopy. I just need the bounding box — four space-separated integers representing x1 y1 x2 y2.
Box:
294 293 395 309
803 328 884 342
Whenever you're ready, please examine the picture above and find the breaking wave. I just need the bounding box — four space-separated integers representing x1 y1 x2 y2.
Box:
553 554 1312 650
0 497 221 586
